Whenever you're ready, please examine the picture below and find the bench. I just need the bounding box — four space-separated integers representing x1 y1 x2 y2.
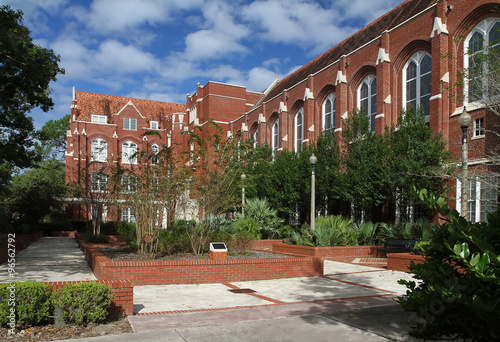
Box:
377 239 420 256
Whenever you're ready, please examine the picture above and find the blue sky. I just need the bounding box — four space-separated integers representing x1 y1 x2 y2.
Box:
3 0 405 128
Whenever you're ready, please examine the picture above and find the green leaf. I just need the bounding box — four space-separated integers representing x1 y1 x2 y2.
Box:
460 242 470 259
470 252 480 267
475 253 491 273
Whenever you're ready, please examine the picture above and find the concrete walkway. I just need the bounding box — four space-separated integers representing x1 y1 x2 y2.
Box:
0 237 96 283
2 237 431 341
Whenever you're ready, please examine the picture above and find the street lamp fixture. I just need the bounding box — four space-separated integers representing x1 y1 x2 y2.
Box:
458 106 471 220
241 173 246 218
309 154 317 230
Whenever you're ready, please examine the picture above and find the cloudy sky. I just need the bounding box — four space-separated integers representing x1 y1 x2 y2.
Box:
3 0 405 128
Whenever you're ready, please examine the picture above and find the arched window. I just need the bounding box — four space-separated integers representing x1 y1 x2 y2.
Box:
151 144 159 165
465 18 500 103
403 52 432 116
253 128 259 148
322 93 336 133
358 75 377 131
295 108 304 152
122 141 137 164
272 119 279 160
91 138 108 162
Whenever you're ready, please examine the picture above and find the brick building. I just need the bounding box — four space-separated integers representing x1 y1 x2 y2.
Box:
66 0 499 223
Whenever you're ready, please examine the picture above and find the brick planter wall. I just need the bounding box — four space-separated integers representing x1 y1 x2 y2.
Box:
387 253 425 272
77 236 322 285
272 243 378 258
51 230 77 237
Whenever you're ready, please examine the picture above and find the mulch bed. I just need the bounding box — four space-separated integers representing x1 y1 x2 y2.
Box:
1 317 133 341
98 246 291 262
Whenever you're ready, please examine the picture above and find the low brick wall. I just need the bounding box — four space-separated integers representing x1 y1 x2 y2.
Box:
46 279 133 316
272 243 378 258
248 239 283 251
51 230 77 237
387 253 425 272
77 237 323 285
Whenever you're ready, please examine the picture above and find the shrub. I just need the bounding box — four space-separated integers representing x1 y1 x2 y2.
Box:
117 221 136 248
0 281 52 328
158 227 191 255
52 282 114 325
313 216 353 246
397 190 500 341
85 232 109 243
352 221 379 245
241 198 284 239
234 217 261 240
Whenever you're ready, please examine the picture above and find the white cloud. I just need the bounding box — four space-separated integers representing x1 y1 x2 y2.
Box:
79 0 202 34
332 0 405 22
94 40 157 74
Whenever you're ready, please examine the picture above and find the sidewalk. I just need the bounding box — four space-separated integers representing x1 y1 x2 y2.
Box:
2 237 426 341
0 237 96 283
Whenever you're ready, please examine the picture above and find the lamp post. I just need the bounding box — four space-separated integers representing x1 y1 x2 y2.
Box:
458 106 471 220
241 173 246 218
309 153 317 231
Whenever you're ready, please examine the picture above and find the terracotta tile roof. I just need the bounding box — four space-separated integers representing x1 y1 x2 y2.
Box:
264 0 435 102
74 91 186 122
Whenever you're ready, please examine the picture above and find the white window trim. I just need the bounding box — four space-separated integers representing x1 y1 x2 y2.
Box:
456 177 498 222
122 207 136 222
322 93 336 132
253 129 259 148
150 121 159 130
272 119 279 160
122 141 138 164
357 75 377 131
402 51 432 116
473 117 485 138
121 174 137 193
90 173 107 193
464 18 500 105
91 114 107 124
124 118 137 131
91 138 108 162
295 108 304 152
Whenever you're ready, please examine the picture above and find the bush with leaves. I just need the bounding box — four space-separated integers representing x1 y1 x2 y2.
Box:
397 189 500 341
0 281 52 328
352 221 380 245
52 283 114 325
313 215 354 246
239 198 284 239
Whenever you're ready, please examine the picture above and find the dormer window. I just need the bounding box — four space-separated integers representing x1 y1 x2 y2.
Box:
124 118 137 130
150 121 159 130
91 115 107 124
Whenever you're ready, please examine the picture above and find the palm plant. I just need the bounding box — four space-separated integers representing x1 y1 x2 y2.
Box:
352 221 380 245
313 215 353 246
239 198 283 239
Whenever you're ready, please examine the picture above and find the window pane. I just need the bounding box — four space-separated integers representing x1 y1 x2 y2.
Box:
407 79 416 104
469 32 484 53
488 22 500 46
406 61 417 80
421 55 432 74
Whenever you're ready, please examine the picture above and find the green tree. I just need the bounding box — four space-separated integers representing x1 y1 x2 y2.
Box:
8 159 66 226
34 114 70 160
384 107 451 222
342 110 390 222
0 5 64 180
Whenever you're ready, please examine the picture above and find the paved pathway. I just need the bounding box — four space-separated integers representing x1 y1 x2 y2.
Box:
0 237 96 283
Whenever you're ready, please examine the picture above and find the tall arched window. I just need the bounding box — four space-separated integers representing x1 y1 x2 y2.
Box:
122 141 137 164
465 18 500 103
272 119 279 160
403 52 432 116
358 75 377 131
91 138 108 162
322 93 336 133
295 108 304 152
151 144 159 165
253 128 259 148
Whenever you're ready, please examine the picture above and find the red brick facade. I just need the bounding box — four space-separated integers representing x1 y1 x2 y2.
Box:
65 0 500 222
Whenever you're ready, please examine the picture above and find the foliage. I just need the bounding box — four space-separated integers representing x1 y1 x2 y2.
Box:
7 159 66 226
0 281 52 327
0 5 64 185
157 226 191 255
285 230 304 245
234 217 261 240
342 110 390 221
383 107 451 222
313 215 354 246
379 218 439 241
185 121 248 217
351 221 380 246
238 198 284 239
34 114 70 161
85 232 109 243
117 221 136 248
52 283 114 325
397 189 500 341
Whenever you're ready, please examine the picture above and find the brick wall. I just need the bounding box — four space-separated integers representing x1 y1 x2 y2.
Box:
272 243 377 258
77 237 323 285
386 253 425 272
